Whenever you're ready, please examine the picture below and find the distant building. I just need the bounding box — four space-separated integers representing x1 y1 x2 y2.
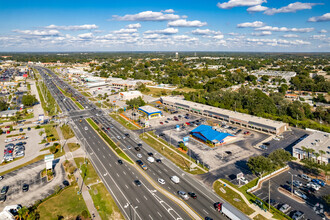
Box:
175 52 179 59
191 125 236 146
292 131 330 165
161 96 288 135
119 91 142 101
138 105 162 119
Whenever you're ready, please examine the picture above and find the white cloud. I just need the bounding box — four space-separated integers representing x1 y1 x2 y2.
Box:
13 29 60 36
44 24 98 31
113 28 138 34
264 2 321 15
311 34 326 40
237 21 265 28
78 33 93 39
212 35 225 39
191 28 221 35
144 34 167 39
247 38 310 45
168 19 207 27
126 23 141 29
283 34 299 38
308 13 330 22
256 26 314 32
247 5 268 12
144 28 178 35
173 35 198 42
320 29 327 33
251 31 272 36
228 32 240 36
217 0 266 9
162 9 175 13
113 11 180 21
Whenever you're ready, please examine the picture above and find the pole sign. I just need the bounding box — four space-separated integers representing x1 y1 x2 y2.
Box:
183 136 189 142
44 154 54 170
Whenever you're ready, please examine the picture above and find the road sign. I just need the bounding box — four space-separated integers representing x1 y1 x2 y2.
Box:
183 136 189 142
44 154 54 170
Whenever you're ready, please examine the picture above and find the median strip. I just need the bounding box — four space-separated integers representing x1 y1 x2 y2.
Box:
86 118 134 164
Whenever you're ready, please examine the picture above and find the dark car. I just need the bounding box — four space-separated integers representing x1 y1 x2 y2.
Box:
137 143 142 147
118 160 123 165
22 184 29 192
282 185 292 192
136 160 143 165
27 127 31 131
63 180 70 186
188 192 197 199
19 128 23 132
1 186 9 194
135 147 141 151
156 159 162 163
125 133 130 137
147 152 153 156
0 195 6 203
134 180 142 186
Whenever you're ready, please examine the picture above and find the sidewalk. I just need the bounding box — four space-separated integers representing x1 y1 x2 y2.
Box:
57 125 101 220
217 179 275 220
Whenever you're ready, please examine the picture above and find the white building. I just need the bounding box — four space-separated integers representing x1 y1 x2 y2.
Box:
119 91 142 100
293 131 330 164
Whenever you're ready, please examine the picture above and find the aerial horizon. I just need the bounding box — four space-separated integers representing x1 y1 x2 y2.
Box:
1 0 329 52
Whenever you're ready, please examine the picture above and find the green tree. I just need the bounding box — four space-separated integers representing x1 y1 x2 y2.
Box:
247 156 275 176
268 149 292 167
22 94 38 107
126 97 145 108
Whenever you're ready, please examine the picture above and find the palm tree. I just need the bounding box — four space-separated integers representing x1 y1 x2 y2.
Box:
17 206 29 220
314 152 320 164
319 150 326 165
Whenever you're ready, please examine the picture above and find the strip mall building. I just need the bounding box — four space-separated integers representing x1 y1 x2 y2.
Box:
161 96 288 135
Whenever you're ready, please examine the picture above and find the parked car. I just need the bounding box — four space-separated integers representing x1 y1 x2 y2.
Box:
294 190 307 200
312 178 326 187
22 184 29 192
292 211 304 220
293 180 303 187
300 174 311 181
0 195 6 203
279 204 291 213
259 145 268 150
1 186 9 194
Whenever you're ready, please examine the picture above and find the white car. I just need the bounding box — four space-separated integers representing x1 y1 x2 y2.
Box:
84 126 88 131
239 177 248 184
307 182 320 191
171 176 180 184
137 154 142 158
147 157 155 163
294 190 307 200
158 178 165 185
177 191 189 200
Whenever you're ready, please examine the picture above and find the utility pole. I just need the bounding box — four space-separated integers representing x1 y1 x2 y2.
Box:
268 180 270 210
289 172 293 195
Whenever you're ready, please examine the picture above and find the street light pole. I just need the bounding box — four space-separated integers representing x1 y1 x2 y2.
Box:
288 172 293 195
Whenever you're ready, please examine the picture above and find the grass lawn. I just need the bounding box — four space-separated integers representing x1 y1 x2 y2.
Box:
74 157 99 186
140 132 206 175
81 91 91 97
60 124 75 139
44 125 59 141
90 183 124 220
68 143 80 152
142 87 172 97
254 214 269 220
110 114 138 130
37 186 90 219
213 181 255 216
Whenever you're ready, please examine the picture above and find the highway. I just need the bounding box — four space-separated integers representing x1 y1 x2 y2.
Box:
34 66 249 220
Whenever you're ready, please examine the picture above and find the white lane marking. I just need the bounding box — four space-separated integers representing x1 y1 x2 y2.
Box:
132 172 134 175
125 184 129 189
136 198 140 203
103 155 105 159
116 173 120 177
144 195 148 200
153 172 156 175
108 154 111 157
98 148 100 151
163 168 168 172
109 164 112 167
157 212 162 217
203 209 208 214
123 171 126 175
149 214 153 220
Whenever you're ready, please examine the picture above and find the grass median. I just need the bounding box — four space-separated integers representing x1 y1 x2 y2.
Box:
140 132 207 175
109 114 139 130
60 124 75 139
86 118 134 164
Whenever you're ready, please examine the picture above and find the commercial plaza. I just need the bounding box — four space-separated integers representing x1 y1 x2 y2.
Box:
161 96 288 135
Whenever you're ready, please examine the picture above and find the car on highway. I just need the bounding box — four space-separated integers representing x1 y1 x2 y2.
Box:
147 152 153 156
156 159 162 163
135 147 141 151
177 191 189 200
84 126 88 131
134 180 142 186
147 157 155 163
0 176 3 181
22 184 29 192
137 154 142 158
171 176 180 184
117 136 121 140
1 186 9 194
137 143 142 147
188 192 197 199
158 178 165 185
118 160 123 165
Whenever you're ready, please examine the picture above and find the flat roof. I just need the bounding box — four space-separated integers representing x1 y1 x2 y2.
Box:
138 105 162 114
294 131 330 153
161 96 287 130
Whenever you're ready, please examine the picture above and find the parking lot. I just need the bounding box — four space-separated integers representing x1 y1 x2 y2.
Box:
0 158 66 208
253 163 329 220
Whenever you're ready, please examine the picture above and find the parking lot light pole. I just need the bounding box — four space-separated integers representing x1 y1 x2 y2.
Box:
288 172 293 195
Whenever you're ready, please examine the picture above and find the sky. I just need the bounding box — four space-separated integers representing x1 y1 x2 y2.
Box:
0 0 329 52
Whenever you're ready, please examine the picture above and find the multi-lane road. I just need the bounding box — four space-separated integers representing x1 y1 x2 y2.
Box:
34 66 249 220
